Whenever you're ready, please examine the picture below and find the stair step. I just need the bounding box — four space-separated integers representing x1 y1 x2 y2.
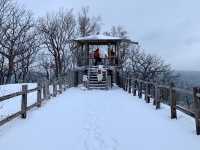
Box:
88 87 108 90
87 65 108 90
89 81 106 83
89 84 107 86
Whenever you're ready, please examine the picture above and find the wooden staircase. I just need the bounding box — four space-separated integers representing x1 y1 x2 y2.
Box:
88 66 108 90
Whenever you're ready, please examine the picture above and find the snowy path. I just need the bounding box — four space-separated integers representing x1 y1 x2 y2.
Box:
0 87 200 150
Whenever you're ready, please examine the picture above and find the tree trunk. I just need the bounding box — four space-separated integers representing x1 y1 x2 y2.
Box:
6 57 14 84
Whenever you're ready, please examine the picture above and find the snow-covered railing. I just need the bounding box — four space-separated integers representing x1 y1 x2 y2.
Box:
0 75 74 127
117 74 200 135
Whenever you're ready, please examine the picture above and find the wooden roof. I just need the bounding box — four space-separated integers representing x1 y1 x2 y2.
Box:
74 34 138 45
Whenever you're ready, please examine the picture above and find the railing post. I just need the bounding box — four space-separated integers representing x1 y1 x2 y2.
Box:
123 75 126 90
153 85 156 105
107 75 112 89
59 77 62 94
170 82 177 119
147 83 151 103
43 82 47 100
155 84 160 109
53 81 57 97
122 74 125 90
63 77 67 91
133 80 137 96
144 82 148 102
138 81 143 99
145 83 150 103
193 87 200 135
46 81 50 99
128 77 132 93
125 77 128 91
37 83 42 107
21 85 28 119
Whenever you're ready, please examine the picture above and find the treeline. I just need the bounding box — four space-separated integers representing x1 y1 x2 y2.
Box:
0 0 177 85
0 1 102 84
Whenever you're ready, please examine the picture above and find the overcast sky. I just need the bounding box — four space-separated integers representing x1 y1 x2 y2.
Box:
18 0 200 71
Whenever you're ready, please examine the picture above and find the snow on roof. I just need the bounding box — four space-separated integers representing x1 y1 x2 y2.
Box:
76 34 122 41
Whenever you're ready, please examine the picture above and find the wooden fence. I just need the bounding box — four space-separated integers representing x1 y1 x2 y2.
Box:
0 72 75 127
117 73 200 135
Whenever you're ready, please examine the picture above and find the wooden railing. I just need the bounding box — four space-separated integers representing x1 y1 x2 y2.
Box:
0 73 75 127
88 57 118 67
117 73 200 135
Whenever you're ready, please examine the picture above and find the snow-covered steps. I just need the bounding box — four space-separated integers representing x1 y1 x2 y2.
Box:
88 65 108 90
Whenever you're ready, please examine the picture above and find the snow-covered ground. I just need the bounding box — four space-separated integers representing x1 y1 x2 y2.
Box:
0 87 200 150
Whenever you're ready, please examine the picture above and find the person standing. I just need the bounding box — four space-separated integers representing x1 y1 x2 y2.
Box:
94 48 101 66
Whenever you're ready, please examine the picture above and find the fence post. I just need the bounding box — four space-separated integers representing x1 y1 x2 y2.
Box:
59 77 62 94
125 76 128 91
123 75 126 90
46 81 50 99
145 83 150 103
21 85 28 119
155 84 160 109
153 84 156 105
193 87 200 135
63 77 67 91
128 77 132 93
53 81 57 97
138 81 143 99
144 82 148 102
133 79 137 96
107 75 112 89
121 75 124 90
170 82 177 119
43 82 47 100
37 83 42 107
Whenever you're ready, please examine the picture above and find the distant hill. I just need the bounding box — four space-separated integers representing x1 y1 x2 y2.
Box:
175 70 200 88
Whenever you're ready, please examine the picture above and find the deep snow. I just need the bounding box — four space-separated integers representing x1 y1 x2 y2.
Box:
0 87 200 150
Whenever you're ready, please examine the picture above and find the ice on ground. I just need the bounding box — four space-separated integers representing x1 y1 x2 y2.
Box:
0 87 200 150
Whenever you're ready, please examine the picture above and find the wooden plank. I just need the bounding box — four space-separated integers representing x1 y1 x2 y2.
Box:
158 85 170 89
0 91 23 102
128 77 132 93
21 85 28 119
53 81 57 97
133 80 137 96
43 82 47 100
37 83 42 107
176 105 195 117
193 87 200 135
174 88 193 95
27 103 38 111
170 83 177 119
0 111 21 127
27 87 38 93
155 84 160 109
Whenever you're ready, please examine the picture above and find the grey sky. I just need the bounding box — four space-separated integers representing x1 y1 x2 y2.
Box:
18 0 200 71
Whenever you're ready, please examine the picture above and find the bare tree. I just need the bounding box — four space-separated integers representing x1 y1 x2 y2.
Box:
126 45 173 82
37 52 53 80
104 25 130 66
38 9 76 78
0 2 36 83
0 0 13 25
78 6 101 37
14 31 40 82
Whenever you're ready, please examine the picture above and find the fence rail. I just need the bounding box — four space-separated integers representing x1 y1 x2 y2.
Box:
118 73 200 135
0 72 75 127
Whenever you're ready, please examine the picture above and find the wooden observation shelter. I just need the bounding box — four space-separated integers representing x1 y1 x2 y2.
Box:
73 34 138 89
